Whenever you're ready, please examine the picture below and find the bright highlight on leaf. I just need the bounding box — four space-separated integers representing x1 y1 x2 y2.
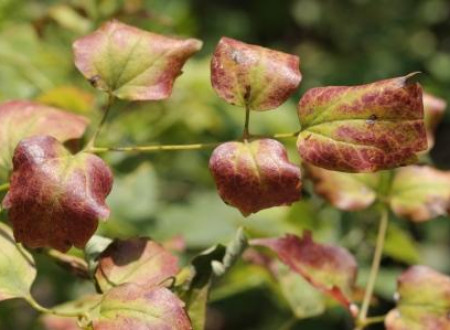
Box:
297 73 427 172
211 37 301 110
0 222 36 302
95 237 179 292
94 283 191 330
390 165 450 222
385 266 450 330
73 20 203 101
250 231 358 310
0 100 88 180
209 139 302 216
2 135 113 252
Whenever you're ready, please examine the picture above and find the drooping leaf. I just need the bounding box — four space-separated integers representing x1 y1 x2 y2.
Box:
297 74 427 172
211 37 301 110
250 231 357 310
306 164 380 211
95 237 179 292
93 283 191 330
385 266 450 330
389 165 450 222
209 139 302 216
73 20 202 101
0 100 89 179
0 222 36 301
2 135 113 252
423 92 447 149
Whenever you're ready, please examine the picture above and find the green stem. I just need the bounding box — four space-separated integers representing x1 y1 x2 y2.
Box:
0 183 10 192
356 315 386 328
25 295 86 319
357 208 389 328
86 93 115 149
243 104 250 140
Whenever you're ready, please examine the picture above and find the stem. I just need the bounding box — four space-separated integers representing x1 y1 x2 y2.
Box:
357 208 389 327
25 295 86 319
86 93 115 149
42 249 90 279
0 183 10 192
243 104 250 139
87 142 220 154
356 315 386 328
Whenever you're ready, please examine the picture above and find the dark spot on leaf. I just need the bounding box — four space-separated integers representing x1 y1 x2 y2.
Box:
88 75 101 87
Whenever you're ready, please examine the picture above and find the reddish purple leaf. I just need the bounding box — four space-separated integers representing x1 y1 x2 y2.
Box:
73 20 202 101
0 100 88 179
93 284 191 330
385 266 450 330
2 136 113 252
211 37 301 110
251 231 358 310
209 139 301 216
96 237 179 292
297 74 427 172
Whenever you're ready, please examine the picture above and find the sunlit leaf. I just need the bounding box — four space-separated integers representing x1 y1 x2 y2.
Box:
306 164 380 211
385 266 450 330
209 139 302 216
390 165 450 222
73 20 202 101
2 136 113 252
95 237 179 292
251 231 357 310
0 100 89 180
94 283 191 330
297 73 427 172
0 222 36 302
211 37 301 110
423 92 447 150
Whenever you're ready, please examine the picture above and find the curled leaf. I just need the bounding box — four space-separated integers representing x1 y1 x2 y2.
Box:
385 266 450 330
297 74 427 172
0 100 88 179
211 37 301 110
306 164 380 211
423 92 447 149
95 237 179 292
209 139 301 216
2 135 113 252
390 165 450 222
73 20 202 101
94 283 191 330
250 231 357 310
0 222 36 302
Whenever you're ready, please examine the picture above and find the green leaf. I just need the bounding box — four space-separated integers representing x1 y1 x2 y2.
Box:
383 222 420 264
209 139 302 216
297 73 427 172
94 283 191 330
251 231 357 310
0 100 89 180
95 237 179 292
389 165 450 222
0 222 36 301
385 266 450 330
2 135 113 252
306 164 380 211
211 37 301 111
36 86 95 114
73 20 202 101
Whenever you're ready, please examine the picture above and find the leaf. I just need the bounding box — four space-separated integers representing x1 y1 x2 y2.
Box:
36 86 95 114
385 266 450 330
423 92 447 149
389 165 450 222
250 231 358 310
0 100 89 180
306 164 380 211
209 139 302 216
73 20 202 101
2 135 113 252
93 283 191 330
0 222 36 301
211 37 301 110
297 73 427 172
95 237 179 292
383 223 421 264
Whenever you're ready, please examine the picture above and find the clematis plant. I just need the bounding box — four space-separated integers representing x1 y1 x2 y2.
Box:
0 19 448 330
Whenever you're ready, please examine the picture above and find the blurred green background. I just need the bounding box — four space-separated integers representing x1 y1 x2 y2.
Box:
0 0 449 329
